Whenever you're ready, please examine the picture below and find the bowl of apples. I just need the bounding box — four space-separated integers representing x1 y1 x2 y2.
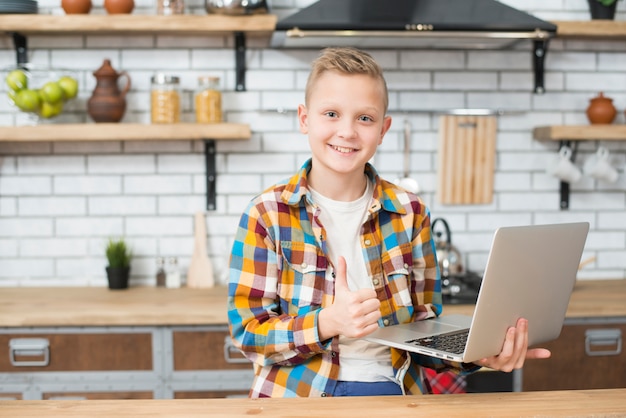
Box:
4 65 79 122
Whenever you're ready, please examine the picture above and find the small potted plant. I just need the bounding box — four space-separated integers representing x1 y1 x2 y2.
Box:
105 238 132 289
588 0 620 19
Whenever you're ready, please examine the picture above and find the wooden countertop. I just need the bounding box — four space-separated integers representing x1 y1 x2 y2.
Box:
443 279 626 318
0 286 229 327
1 389 624 417
0 280 624 328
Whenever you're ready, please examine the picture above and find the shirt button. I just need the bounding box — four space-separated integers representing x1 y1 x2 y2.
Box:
321 392 328 397
301 262 307 269
404 263 409 269
383 319 390 326
331 351 337 358
372 279 379 286
364 239 371 246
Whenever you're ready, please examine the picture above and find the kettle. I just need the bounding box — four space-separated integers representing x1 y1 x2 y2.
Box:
431 218 464 278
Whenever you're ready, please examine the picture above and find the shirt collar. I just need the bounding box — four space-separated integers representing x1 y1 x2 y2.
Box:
280 158 407 215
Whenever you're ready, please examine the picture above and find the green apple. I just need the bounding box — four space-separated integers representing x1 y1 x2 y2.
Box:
5 69 28 91
39 81 64 104
14 89 41 112
39 100 64 118
57 76 79 100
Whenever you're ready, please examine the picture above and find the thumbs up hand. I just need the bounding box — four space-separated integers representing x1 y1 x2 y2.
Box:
318 256 382 340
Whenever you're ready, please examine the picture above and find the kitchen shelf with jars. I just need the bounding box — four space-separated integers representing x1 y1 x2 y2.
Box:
533 91 626 210
1 10 267 211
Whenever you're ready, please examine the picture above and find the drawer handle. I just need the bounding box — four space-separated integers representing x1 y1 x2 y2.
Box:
9 338 50 367
223 336 250 364
585 329 622 357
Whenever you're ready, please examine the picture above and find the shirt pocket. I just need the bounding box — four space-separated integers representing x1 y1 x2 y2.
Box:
382 242 414 308
279 241 327 309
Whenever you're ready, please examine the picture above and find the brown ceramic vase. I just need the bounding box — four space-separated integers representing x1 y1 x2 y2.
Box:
87 59 132 123
62 0 92 14
586 92 617 124
104 0 135 14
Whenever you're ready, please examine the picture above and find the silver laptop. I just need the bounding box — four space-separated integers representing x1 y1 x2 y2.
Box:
365 222 589 363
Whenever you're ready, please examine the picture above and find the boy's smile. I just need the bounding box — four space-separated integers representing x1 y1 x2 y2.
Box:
298 71 392 200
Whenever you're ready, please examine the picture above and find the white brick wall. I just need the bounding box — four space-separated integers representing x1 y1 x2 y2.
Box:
1 2 626 286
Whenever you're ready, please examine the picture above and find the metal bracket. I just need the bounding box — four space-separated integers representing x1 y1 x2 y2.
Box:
235 31 246 92
11 32 28 66
204 140 217 211
533 39 549 94
558 140 577 210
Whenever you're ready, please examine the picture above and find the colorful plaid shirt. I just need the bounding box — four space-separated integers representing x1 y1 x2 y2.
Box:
228 159 475 398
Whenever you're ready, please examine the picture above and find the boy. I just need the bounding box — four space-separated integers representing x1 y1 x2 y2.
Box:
227 47 549 398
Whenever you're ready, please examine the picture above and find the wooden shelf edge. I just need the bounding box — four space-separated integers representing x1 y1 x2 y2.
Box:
533 125 626 141
552 20 626 38
0 123 251 142
0 14 277 35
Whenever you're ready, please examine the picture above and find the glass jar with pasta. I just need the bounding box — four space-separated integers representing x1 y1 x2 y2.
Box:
195 76 222 123
151 73 180 124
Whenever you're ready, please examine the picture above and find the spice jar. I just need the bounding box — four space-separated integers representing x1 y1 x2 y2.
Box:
166 256 181 288
151 73 180 124
155 257 166 287
195 76 222 123
157 0 184 15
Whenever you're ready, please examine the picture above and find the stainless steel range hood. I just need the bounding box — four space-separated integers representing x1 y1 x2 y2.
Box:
271 0 557 93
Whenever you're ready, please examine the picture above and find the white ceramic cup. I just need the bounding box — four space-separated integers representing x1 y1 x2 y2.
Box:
547 146 582 183
583 146 618 183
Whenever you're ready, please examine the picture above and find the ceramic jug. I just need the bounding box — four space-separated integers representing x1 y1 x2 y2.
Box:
87 59 131 123
586 92 617 124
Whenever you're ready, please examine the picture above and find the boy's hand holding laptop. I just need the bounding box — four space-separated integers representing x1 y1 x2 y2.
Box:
474 317 551 372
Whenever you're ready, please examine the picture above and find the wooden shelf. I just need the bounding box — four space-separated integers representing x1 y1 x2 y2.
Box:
0 123 251 142
552 20 626 38
533 125 626 141
0 14 277 36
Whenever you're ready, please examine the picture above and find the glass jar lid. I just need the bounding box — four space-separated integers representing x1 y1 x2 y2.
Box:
151 73 180 84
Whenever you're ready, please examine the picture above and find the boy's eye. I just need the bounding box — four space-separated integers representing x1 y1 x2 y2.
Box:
359 115 373 122
325 111 338 118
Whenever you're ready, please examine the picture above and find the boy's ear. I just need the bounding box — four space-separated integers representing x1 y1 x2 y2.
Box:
297 104 309 134
379 115 392 145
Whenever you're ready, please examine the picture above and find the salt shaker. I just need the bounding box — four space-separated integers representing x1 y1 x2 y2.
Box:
155 257 166 287
166 256 181 288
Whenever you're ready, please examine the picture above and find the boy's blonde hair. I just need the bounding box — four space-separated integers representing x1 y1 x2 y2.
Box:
305 47 389 112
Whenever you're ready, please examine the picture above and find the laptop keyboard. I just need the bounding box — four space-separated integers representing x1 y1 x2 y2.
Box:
405 329 469 354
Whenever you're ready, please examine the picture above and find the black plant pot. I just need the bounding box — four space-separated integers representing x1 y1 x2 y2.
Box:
588 0 618 19
106 266 130 290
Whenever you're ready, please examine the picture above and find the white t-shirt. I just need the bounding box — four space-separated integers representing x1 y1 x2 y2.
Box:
309 181 396 383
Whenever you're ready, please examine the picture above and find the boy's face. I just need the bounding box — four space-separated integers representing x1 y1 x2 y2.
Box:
298 70 391 182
